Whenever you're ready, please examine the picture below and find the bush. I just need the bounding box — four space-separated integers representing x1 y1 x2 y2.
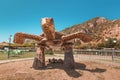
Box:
97 38 120 49
45 49 54 55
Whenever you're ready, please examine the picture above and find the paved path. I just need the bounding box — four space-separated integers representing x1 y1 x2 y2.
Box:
0 58 33 64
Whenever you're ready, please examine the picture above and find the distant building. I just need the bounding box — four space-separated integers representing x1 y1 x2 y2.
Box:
0 42 9 49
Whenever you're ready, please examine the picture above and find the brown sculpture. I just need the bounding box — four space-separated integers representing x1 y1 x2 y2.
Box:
14 17 92 69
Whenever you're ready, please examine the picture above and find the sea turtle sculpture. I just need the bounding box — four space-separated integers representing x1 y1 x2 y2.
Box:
14 18 92 69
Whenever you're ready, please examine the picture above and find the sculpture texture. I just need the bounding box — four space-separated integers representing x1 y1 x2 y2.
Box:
14 18 92 69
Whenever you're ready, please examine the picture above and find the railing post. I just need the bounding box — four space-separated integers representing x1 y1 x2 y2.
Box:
112 49 114 61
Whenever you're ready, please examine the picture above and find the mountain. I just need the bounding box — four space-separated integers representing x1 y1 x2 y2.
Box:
61 17 120 45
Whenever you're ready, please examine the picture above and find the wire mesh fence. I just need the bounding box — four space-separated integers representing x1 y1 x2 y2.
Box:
73 49 120 64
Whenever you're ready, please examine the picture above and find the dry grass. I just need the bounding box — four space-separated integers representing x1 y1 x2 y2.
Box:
0 52 34 60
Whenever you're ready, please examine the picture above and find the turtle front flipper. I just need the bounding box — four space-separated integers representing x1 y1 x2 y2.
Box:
61 32 92 43
14 32 43 44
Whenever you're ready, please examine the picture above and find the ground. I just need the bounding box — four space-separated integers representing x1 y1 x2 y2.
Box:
0 58 120 80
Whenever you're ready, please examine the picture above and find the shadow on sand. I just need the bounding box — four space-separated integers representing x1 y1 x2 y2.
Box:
36 62 106 78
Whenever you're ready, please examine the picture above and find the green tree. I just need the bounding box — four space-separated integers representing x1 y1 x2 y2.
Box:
115 40 120 49
97 38 118 48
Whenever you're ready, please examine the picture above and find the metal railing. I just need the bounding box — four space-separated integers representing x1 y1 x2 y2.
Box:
73 49 120 62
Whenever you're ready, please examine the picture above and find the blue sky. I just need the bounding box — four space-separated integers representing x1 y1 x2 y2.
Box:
0 0 120 42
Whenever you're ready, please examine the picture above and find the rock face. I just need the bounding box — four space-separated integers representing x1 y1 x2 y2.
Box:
102 26 120 40
61 17 120 44
96 17 108 25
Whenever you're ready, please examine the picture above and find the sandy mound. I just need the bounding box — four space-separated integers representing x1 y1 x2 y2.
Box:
0 59 120 80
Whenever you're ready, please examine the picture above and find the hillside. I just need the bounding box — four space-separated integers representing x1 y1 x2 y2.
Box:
61 17 120 44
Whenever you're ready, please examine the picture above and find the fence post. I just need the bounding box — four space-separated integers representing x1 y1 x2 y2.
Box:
8 35 12 59
112 49 114 61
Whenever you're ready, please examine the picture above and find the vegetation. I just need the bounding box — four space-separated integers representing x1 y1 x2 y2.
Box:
45 49 54 55
97 38 120 49
0 48 55 60
73 37 120 49
0 51 34 60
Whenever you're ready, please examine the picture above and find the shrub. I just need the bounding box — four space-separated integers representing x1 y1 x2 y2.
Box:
45 49 54 55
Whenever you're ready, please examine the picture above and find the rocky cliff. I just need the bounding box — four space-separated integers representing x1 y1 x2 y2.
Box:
61 17 120 44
